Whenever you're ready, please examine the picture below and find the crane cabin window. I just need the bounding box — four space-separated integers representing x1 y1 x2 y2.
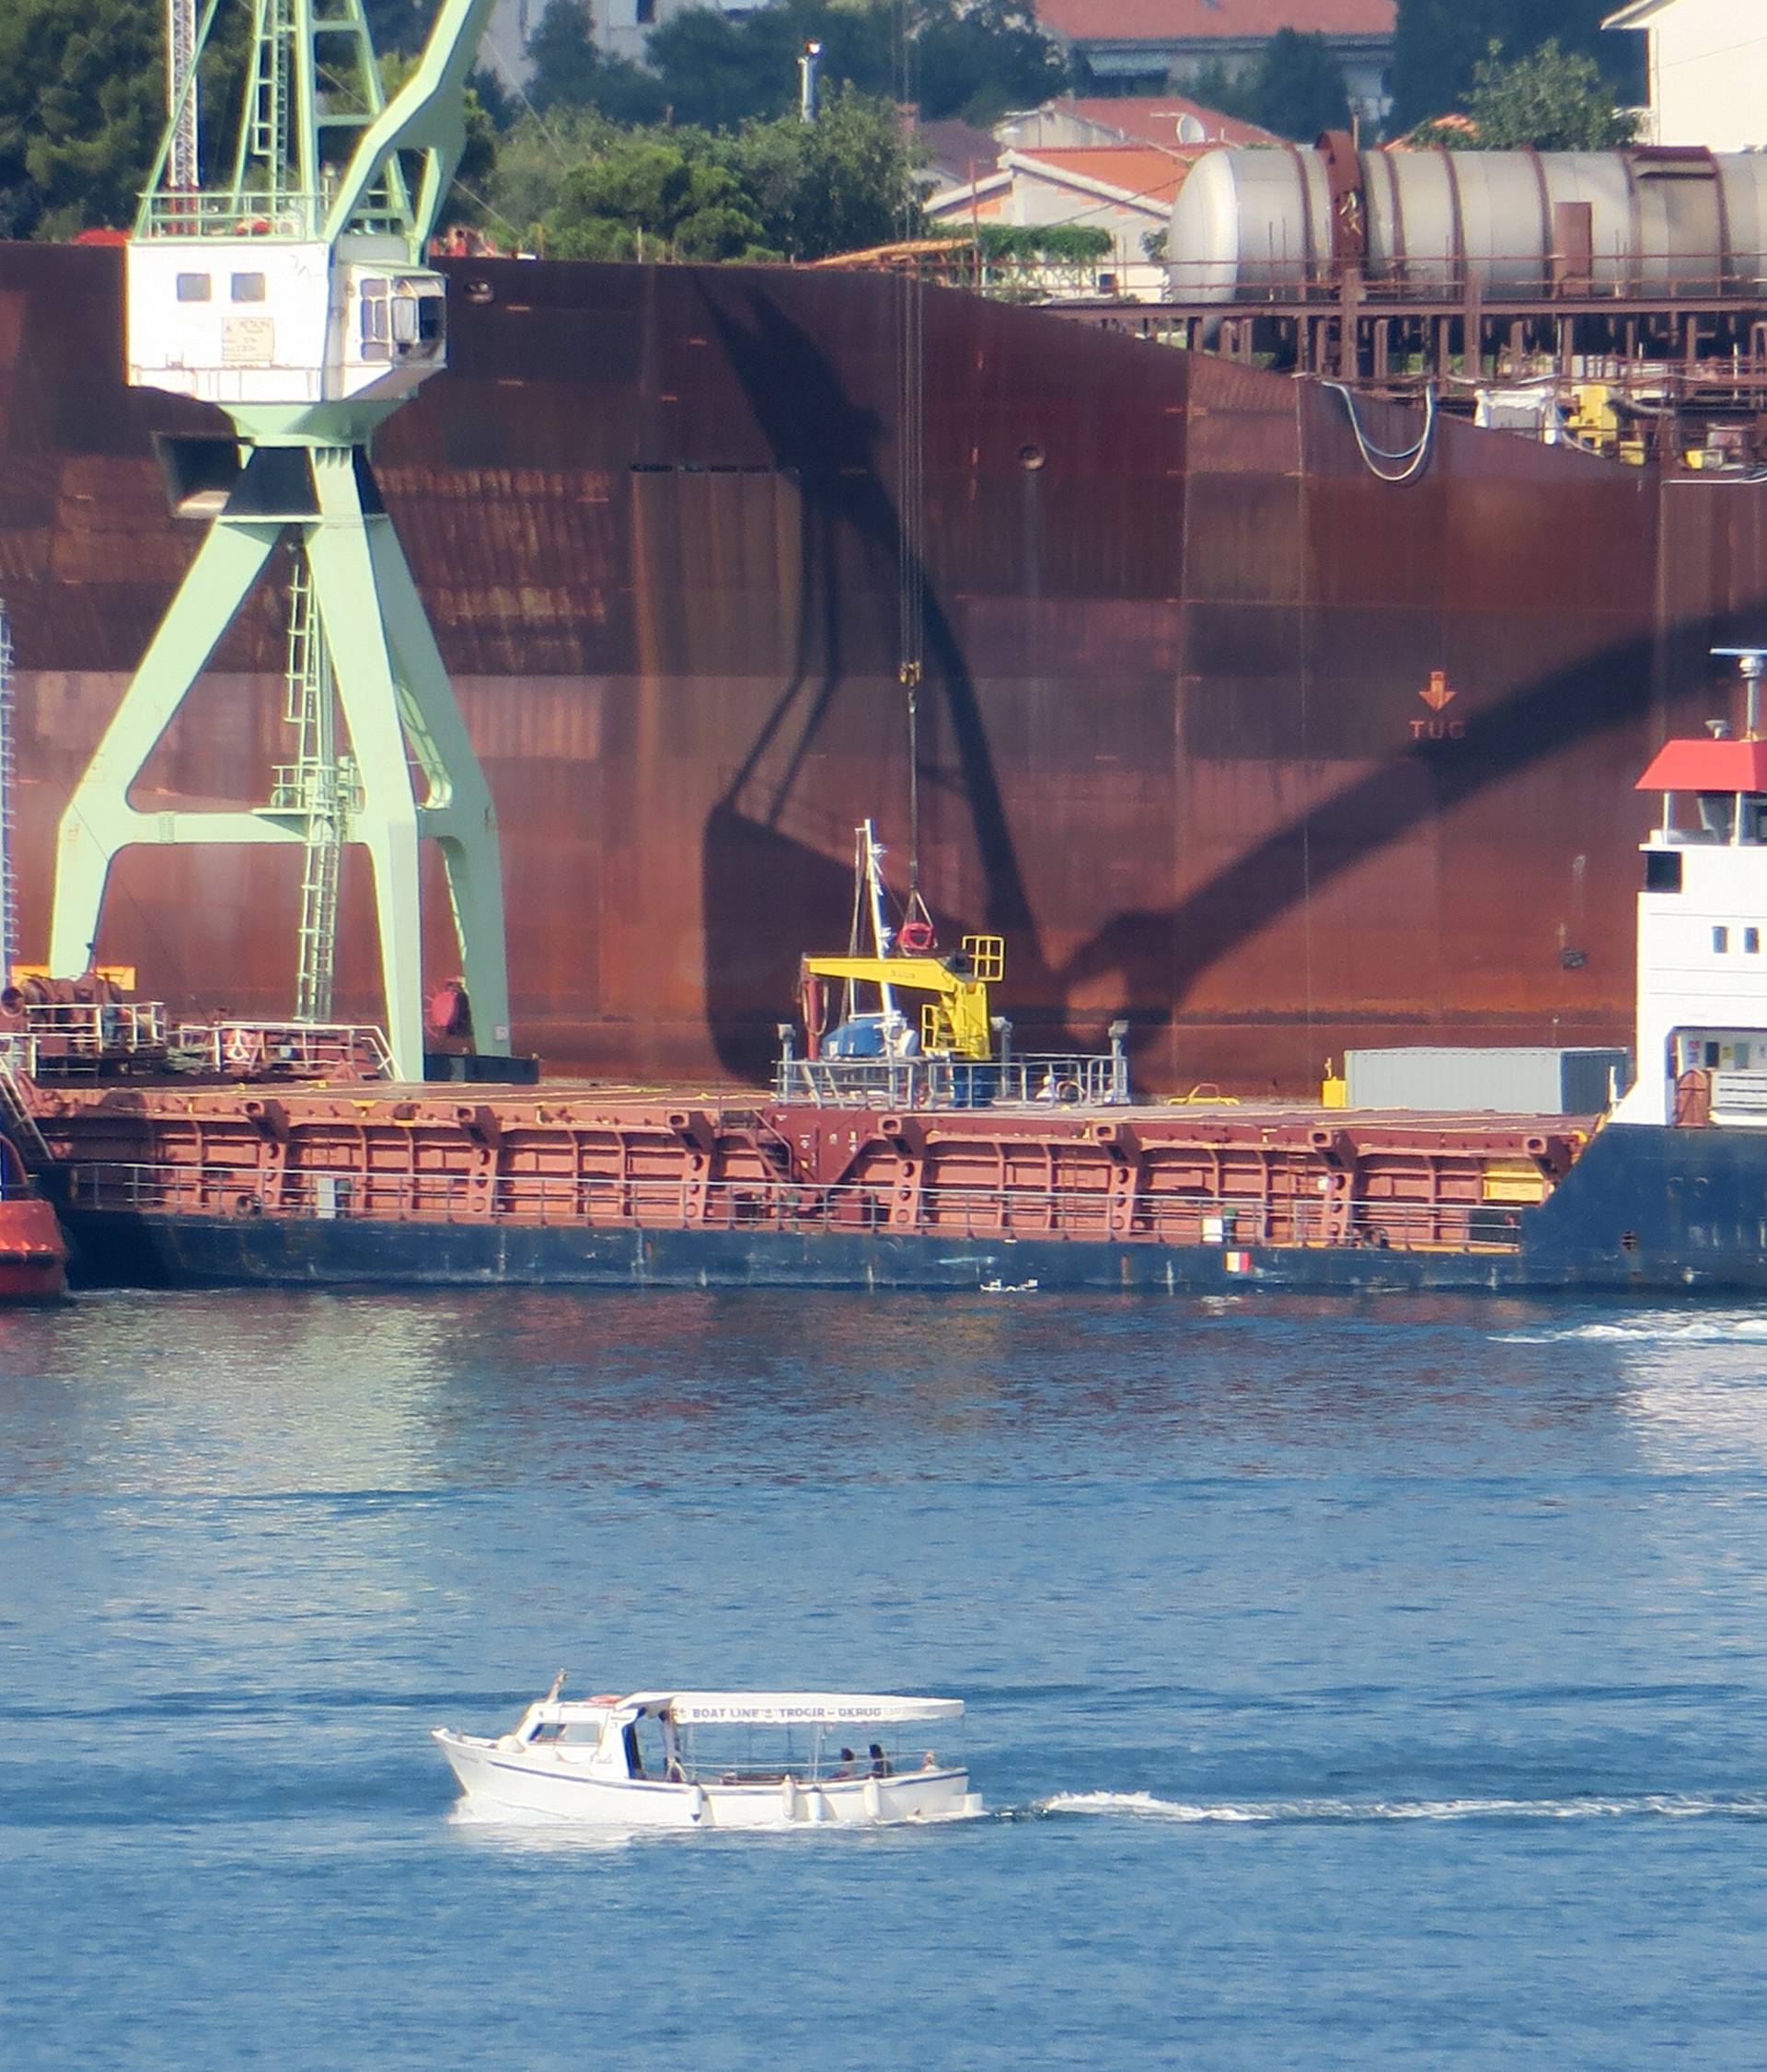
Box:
230 272 266 303
359 281 390 361
176 273 211 302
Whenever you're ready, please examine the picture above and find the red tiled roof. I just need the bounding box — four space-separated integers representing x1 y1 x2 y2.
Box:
1062 93 1282 147
1035 0 1395 43
1010 145 1194 205
1636 739 1767 793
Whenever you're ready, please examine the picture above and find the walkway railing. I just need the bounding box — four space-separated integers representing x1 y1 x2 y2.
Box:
774 1052 1131 1109
57 1158 1527 1256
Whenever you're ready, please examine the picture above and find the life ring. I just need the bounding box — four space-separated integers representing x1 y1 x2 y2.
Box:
224 1026 260 1070
897 918 935 954
1054 1078 1082 1105
233 1193 262 1217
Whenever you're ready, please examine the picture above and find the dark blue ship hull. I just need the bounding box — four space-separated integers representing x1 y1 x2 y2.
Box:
51 1124 1767 1297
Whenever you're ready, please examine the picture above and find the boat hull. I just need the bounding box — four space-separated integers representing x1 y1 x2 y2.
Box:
434 1731 979 1827
46 1122 1767 1297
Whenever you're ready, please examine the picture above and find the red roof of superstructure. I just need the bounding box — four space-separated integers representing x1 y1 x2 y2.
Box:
1636 739 1767 792
1036 0 1394 41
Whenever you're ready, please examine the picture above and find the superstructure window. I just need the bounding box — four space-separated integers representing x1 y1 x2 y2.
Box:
1714 926 1730 954
360 280 389 361
176 273 211 301
231 272 266 303
1646 851 1682 893
1748 928 1761 955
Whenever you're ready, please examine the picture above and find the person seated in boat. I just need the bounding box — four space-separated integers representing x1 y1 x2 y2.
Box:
826 1747 857 1778
868 1742 893 1777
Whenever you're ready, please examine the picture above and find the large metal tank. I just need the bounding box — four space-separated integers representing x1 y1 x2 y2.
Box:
1167 144 1767 302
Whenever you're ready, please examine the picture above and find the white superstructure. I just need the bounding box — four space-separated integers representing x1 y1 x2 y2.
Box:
127 235 445 412
1614 677 1767 1128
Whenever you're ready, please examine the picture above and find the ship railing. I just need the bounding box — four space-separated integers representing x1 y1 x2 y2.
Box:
172 1021 396 1082
139 192 325 239
56 1160 1527 1255
1709 1069 1767 1125
22 1000 168 1058
774 1052 1131 1109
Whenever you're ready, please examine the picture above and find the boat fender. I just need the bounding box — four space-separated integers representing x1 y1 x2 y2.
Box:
687 1783 709 1825
780 1774 801 1821
863 1777 883 1821
806 1787 829 1823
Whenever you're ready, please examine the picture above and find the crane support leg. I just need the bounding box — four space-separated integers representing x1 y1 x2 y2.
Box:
305 449 509 1075
364 497 511 1053
48 519 289 978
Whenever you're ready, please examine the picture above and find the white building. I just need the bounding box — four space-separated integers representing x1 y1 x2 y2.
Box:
1604 0 1767 152
924 145 1192 301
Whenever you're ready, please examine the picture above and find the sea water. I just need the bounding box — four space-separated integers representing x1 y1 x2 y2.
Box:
4 1288 1767 2068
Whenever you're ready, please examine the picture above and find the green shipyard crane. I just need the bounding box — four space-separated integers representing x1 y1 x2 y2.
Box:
47 0 510 1081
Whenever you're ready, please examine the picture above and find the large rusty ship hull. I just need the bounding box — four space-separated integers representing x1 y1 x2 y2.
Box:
4 243 1766 1093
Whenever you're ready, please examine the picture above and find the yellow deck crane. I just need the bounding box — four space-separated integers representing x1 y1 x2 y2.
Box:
798 934 1005 1063
791 819 1003 1068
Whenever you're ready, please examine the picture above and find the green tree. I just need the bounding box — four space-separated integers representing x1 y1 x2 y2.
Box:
1433 39 1639 151
1244 28 1351 141
726 86 918 257
0 0 164 237
525 0 667 123
545 133 771 259
506 89 915 263
648 1 895 131
912 1 1068 125
1392 0 1635 131
645 0 1064 133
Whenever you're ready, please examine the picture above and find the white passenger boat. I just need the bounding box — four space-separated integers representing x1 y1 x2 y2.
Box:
433 1676 982 1828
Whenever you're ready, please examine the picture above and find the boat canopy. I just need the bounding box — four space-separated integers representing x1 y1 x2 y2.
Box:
628 1691 964 1727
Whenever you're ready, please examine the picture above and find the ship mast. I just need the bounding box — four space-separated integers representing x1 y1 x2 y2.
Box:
46 0 511 1080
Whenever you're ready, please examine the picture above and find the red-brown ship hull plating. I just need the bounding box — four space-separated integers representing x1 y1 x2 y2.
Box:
3 244 1765 1094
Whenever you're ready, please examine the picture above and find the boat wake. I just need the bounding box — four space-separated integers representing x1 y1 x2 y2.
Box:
1034 1788 1767 1825
1493 1313 1767 1345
